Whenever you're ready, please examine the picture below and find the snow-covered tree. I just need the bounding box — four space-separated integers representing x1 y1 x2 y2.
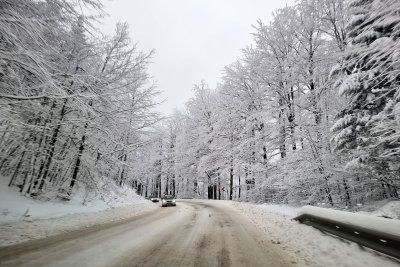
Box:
1 0 161 203
331 0 400 198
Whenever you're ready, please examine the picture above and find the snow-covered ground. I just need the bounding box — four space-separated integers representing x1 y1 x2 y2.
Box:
251 200 400 220
234 202 400 267
297 205 400 238
0 201 158 247
354 200 400 220
0 177 158 247
0 177 149 223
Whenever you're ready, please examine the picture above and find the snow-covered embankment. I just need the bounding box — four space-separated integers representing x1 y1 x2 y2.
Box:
0 180 157 247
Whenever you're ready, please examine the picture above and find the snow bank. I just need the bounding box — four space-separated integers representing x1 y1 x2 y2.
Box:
355 200 400 220
0 176 158 247
260 203 300 217
233 202 400 267
0 202 158 247
0 177 147 223
371 201 400 220
297 205 400 238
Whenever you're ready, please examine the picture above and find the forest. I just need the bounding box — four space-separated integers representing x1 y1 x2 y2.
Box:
1 0 399 208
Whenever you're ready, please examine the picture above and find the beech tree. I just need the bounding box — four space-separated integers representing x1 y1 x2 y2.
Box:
1 0 161 202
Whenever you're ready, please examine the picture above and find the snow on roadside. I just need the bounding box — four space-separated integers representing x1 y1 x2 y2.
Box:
233 202 400 267
0 177 148 223
298 205 400 238
0 177 158 247
0 202 158 247
253 200 400 220
258 203 300 217
355 200 400 220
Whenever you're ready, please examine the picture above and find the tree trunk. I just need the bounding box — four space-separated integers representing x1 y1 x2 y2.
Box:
165 174 169 195
69 122 88 196
218 172 221 200
229 167 233 200
287 88 296 151
38 99 68 190
119 154 127 187
8 151 25 187
238 173 241 199
343 178 351 206
172 174 176 195
278 96 286 158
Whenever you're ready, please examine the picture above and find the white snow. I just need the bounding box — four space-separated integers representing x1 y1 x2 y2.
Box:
0 177 148 223
259 203 300 217
233 202 400 267
356 200 400 220
298 205 400 238
0 177 158 247
0 201 158 247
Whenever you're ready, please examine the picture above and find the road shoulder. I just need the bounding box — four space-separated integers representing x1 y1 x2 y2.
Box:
0 202 158 247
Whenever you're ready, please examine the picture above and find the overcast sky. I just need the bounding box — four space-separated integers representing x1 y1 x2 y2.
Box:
101 0 295 115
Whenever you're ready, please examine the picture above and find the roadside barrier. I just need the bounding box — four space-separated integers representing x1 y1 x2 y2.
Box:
294 206 400 260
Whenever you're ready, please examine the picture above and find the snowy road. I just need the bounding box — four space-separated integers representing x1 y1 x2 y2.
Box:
0 200 296 267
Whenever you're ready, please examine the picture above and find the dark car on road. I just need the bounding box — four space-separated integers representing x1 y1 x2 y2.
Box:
161 195 176 207
148 195 159 202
